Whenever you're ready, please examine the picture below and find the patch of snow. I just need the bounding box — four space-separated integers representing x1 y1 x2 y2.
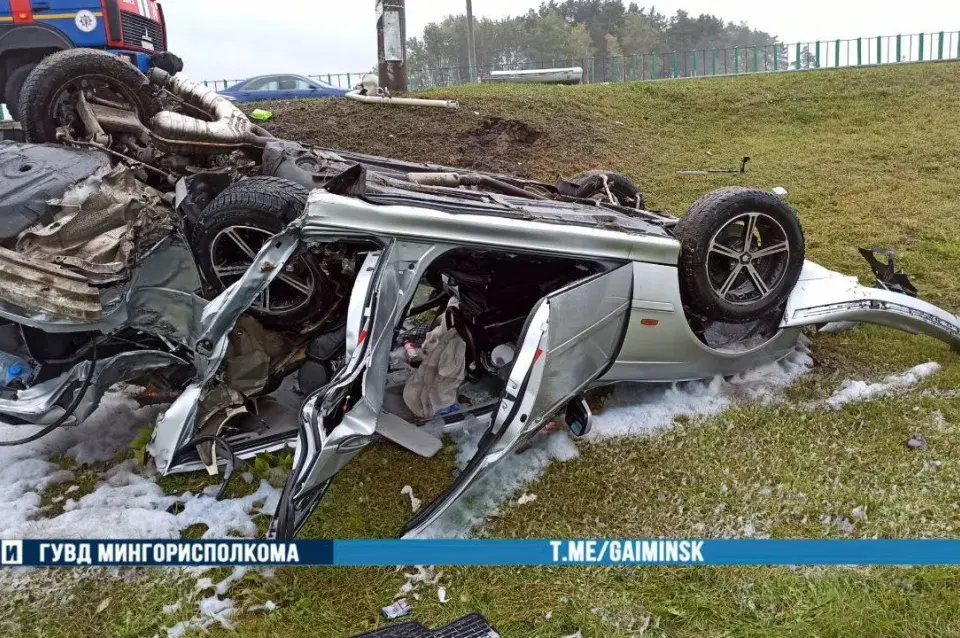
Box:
165 596 236 638
516 492 537 506
827 362 941 409
248 600 278 613
214 567 247 596
0 390 281 541
401 485 421 513
415 339 813 538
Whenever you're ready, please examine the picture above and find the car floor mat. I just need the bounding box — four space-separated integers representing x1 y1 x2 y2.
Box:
351 613 500 638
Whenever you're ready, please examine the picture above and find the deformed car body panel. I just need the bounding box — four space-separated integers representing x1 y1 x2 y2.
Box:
148 221 304 474
783 262 960 350
267 195 960 536
402 264 634 537
301 191 680 266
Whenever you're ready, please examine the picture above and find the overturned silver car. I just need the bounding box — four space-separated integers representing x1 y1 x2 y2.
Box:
0 50 956 537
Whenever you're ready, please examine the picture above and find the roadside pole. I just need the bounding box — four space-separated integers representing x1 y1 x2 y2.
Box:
466 0 478 82
377 0 408 93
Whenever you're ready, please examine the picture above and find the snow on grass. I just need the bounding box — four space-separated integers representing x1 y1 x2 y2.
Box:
0 391 280 541
826 362 942 409
415 337 814 539
0 389 282 635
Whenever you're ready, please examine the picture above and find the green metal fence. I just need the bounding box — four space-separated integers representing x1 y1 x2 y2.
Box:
401 30 960 90
202 31 959 94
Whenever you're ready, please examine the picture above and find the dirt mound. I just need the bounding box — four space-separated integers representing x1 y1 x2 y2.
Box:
456 117 543 175
247 101 544 177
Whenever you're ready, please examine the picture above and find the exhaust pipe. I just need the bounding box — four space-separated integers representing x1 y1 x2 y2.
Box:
147 68 264 153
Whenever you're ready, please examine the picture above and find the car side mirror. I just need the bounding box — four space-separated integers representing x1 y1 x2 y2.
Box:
565 395 592 438
309 85 318 90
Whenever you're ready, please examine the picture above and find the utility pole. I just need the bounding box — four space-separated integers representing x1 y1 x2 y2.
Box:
376 0 407 92
465 0 478 82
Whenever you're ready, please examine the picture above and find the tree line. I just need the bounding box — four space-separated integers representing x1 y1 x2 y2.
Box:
407 1 785 84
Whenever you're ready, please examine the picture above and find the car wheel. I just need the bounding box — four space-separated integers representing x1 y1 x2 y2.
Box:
193 177 326 331
674 187 805 324
4 63 37 121
19 49 161 144
572 170 643 208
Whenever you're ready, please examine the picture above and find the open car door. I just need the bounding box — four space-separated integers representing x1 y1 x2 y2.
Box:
271 249 391 538
272 241 446 538
401 263 634 537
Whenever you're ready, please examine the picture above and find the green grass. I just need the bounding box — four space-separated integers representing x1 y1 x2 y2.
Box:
7 62 960 637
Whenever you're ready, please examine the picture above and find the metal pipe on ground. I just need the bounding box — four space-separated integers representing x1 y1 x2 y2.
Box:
346 90 459 109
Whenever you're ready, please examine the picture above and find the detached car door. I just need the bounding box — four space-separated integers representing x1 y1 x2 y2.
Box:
401 263 634 537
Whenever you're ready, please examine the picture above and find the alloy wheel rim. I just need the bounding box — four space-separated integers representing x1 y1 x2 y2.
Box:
210 225 315 315
705 212 790 305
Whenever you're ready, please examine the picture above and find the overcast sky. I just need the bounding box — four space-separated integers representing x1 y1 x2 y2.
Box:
161 1 960 82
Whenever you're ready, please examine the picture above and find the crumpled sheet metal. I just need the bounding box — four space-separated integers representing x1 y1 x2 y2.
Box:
0 246 103 322
17 164 176 282
149 220 304 474
224 315 299 397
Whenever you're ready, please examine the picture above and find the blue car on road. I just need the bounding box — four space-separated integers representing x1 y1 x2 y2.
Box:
219 74 349 103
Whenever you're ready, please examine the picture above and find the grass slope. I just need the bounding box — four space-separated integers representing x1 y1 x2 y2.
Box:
9 62 960 638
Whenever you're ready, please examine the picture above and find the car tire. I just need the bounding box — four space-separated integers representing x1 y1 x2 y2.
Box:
674 187 805 324
572 170 643 208
193 177 326 331
4 63 37 121
19 49 161 144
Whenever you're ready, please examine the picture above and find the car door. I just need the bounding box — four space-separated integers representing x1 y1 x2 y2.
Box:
400 263 634 537
273 241 445 537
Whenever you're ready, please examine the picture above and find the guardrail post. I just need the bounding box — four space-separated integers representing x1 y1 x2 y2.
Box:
939 31 945 59
796 42 801 69
590 57 596 82
856 37 862 65
692 50 698 76
651 54 657 78
430 70 437 88
632 54 638 80
773 44 779 70
919 33 925 61
877 36 882 64
815 41 820 67
672 51 678 78
347 73 352 88
734 47 739 73
753 45 759 72
712 48 717 75
896 34 902 62
613 56 619 80
835 39 840 66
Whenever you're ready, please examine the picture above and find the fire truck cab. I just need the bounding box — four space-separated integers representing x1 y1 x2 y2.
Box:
0 0 172 119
